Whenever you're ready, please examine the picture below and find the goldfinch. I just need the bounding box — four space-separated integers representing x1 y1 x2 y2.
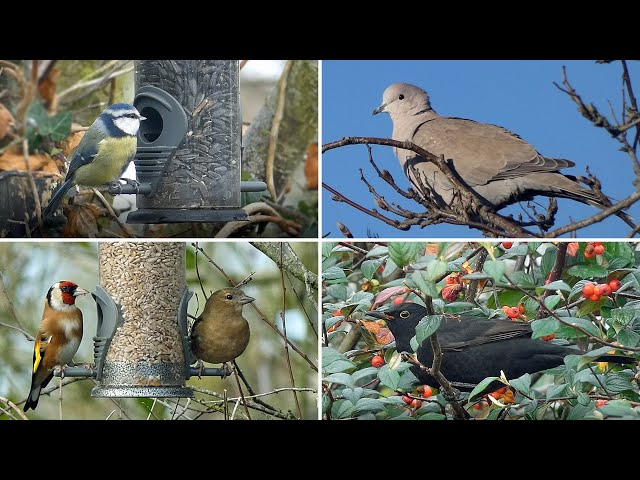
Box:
24 281 88 412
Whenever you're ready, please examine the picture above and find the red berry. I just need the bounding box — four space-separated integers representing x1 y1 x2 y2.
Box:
507 307 520 319
593 242 603 246
473 401 488 411
609 279 621 291
594 245 605 255
594 285 605 296
411 399 423 409
518 304 525 314
332 309 342 317
371 355 384 368
502 305 510 314
377 264 385 274
584 251 596 259
589 294 601 302
542 333 556 341
393 296 404 305
600 284 612 297
502 241 513 249
422 386 433 398
596 399 607 408
582 283 595 298
402 395 413 405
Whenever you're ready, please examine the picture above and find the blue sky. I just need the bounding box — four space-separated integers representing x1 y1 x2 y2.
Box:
322 60 640 238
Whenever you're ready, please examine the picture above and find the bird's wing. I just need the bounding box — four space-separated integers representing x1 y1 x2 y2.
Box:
32 333 51 374
65 135 100 181
442 319 532 351
413 117 573 186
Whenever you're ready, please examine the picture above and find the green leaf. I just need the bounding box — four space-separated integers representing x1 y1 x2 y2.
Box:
333 400 355 419
568 264 608 279
378 365 401 390
598 400 636 417
418 412 446 420
543 295 561 311
576 297 607 317
323 373 354 387
577 391 591 406
605 372 634 394
349 291 374 306
409 336 419 352
617 329 640 348
530 317 560 339
540 280 572 292
388 242 425 268
509 373 531 395
416 315 442 346
557 317 601 338
499 244 530 258
411 271 438 299
610 308 635 326
540 245 558 278
361 259 384 281
382 256 399 278
505 271 536 288
324 360 356 374
468 376 500 399
322 242 337 258
485 289 525 311
483 260 506 284
321 347 345 368
354 398 386 414
326 284 349 301
425 259 448 281
366 245 389 258
398 370 420 390
352 367 380 385
567 403 594 419
545 383 567 400
27 101 49 128
44 111 72 141
605 242 635 269
323 266 347 284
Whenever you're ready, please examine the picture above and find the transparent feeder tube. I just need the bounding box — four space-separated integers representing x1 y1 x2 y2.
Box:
92 242 192 397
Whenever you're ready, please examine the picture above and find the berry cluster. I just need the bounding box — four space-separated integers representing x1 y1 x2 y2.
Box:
401 385 433 410
442 272 463 302
502 304 525 321
582 279 621 301
584 241 604 259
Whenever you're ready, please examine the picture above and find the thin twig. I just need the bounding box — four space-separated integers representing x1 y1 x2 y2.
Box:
91 188 136 237
279 244 302 418
265 60 292 200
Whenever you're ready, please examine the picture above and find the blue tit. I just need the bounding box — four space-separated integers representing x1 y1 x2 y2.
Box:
43 104 145 218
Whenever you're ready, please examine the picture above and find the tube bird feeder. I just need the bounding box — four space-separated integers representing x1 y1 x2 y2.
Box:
110 60 266 224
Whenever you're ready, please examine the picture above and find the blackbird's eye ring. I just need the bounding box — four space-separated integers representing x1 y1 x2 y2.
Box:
225 294 233 300
400 310 410 319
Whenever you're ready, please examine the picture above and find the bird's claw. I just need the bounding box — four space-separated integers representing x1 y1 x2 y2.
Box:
123 178 141 193
221 362 233 379
109 181 123 194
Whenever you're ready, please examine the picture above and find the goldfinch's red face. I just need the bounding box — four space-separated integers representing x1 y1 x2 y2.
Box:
48 281 88 310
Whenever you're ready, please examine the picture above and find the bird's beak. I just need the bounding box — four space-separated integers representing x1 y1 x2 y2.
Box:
73 287 89 297
138 115 146 121
372 103 387 115
365 310 392 320
240 294 255 305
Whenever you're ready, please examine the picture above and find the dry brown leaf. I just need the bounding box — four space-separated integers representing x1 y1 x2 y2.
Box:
425 243 438 255
0 152 60 174
0 103 15 140
304 142 318 190
63 203 101 237
360 320 395 346
38 67 60 112
60 131 85 157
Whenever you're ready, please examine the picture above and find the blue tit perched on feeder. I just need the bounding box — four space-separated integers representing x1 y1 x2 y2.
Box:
43 104 145 218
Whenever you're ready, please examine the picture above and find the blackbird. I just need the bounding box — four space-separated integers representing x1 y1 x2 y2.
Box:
367 303 633 391
190 287 255 371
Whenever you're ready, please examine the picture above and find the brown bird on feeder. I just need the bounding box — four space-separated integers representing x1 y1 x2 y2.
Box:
189 287 255 376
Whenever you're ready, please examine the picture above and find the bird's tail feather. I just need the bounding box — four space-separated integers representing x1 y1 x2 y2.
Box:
23 385 41 412
42 179 74 218
594 354 635 364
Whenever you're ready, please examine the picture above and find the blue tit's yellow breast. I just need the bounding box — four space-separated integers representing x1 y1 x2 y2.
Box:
73 136 137 186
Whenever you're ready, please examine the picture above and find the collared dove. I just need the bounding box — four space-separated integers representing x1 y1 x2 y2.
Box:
373 82 634 227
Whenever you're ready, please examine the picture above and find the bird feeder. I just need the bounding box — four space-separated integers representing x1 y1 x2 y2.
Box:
55 242 227 391
110 60 267 224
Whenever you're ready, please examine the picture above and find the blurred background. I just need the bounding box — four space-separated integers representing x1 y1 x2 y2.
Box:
0 241 318 419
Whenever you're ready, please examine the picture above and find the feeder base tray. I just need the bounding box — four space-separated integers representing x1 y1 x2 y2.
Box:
91 385 194 398
126 208 248 224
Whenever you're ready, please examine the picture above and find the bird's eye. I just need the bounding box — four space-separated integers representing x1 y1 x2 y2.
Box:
398 94 405 100
225 294 233 300
400 310 410 319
